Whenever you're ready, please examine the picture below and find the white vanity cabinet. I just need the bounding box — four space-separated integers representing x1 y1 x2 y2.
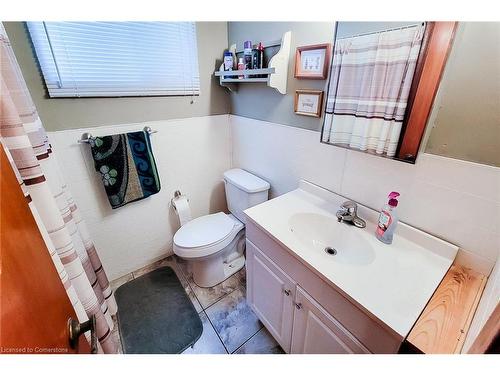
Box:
246 239 296 352
291 286 369 354
247 239 370 354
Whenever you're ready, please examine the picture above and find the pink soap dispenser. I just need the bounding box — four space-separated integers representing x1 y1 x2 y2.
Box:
375 192 400 244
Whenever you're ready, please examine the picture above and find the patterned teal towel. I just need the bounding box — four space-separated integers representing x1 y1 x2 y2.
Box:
89 130 160 208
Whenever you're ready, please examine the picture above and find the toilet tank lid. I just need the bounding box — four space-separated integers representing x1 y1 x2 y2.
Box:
223 169 270 193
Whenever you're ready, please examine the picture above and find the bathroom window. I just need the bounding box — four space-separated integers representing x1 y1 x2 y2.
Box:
27 22 200 97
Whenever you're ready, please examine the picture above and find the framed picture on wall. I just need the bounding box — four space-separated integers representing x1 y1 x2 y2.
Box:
294 90 324 117
294 43 331 79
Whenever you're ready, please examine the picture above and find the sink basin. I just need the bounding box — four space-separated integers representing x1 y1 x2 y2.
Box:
289 213 375 265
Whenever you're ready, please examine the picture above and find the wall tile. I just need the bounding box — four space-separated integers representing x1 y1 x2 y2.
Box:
415 153 500 203
231 115 346 198
340 149 418 212
230 115 500 270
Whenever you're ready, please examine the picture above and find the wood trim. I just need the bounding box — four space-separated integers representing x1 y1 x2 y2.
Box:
407 264 487 354
468 302 500 354
395 22 434 160
294 43 331 80
397 22 458 161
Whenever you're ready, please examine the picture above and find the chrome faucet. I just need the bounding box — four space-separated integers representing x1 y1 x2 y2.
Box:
336 201 366 228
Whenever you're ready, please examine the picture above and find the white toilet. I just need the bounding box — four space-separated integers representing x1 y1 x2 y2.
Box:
173 169 270 287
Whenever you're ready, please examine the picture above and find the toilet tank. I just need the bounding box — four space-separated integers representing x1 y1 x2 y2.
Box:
223 169 270 224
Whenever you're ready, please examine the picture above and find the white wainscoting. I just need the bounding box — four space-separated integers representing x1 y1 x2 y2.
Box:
230 115 500 274
49 115 231 280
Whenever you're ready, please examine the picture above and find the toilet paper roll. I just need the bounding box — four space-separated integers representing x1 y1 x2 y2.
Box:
172 195 192 226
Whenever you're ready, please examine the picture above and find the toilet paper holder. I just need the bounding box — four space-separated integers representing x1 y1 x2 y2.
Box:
171 190 188 212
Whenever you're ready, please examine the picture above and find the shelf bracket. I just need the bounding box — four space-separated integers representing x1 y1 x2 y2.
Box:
268 31 291 94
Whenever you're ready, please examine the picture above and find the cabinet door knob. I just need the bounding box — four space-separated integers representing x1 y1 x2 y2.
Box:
295 302 302 310
283 289 291 296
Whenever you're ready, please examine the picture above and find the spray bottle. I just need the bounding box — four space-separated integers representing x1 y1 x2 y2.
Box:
375 192 400 244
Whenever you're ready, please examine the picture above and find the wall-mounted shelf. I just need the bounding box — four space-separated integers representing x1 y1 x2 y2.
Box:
215 68 275 83
214 31 291 95
218 78 270 83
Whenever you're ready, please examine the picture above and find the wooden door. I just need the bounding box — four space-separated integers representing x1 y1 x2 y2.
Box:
0 145 90 354
290 286 370 354
246 240 295 353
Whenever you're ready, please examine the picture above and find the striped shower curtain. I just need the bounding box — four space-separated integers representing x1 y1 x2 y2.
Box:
322 24 425 157
0 24 118 353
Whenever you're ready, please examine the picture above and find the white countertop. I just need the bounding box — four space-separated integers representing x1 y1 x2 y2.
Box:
244 181 458 337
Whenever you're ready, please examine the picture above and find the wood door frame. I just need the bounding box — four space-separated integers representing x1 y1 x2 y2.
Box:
396 22 458 162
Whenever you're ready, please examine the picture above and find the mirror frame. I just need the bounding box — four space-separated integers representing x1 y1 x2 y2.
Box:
397 22 457 162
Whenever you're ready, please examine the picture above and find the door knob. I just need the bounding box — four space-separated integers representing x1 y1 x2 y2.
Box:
295 302 302 310
68 315 98 353
283 289 291 296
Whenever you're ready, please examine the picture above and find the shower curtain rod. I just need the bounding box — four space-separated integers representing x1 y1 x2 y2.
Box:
335 22 426 40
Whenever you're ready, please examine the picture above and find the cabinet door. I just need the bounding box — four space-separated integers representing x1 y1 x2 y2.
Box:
246 240 296 353
291 286 370 354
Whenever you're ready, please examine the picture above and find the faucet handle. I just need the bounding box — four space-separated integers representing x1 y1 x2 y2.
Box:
337 200 366 228
341 200 357 212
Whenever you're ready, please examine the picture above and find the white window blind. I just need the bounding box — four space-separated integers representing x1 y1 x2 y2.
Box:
27 22 200 97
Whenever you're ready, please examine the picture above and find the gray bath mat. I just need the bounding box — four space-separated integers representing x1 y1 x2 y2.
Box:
115 266 203 354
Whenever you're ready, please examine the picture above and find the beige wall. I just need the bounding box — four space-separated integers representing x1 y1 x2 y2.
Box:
228 22 334 132
227 22 421 132
424 22 500 167
3 22 230 131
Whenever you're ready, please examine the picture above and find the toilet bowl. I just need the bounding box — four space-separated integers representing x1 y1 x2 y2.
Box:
174 213 245 287
173 169 270 287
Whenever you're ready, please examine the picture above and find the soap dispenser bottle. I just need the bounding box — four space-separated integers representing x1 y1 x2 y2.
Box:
375 192 400 244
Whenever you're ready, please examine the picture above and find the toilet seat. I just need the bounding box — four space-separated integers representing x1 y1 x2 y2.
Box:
173 212 244 259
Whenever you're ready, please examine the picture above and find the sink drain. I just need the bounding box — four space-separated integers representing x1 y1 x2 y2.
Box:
325 247 337 256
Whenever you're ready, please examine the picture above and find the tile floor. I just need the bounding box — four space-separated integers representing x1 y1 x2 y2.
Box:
109 256 284 354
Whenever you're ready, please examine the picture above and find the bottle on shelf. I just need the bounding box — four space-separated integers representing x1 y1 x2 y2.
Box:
251 48 259 77
237 57 245 80
257 42 265 77
243 40 253 78
223 51 233 71
223 51 235 79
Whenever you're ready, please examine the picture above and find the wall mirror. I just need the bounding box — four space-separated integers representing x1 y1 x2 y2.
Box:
423 22 500 167
321 22 457 163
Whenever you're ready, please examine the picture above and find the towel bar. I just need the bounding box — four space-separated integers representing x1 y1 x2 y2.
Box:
77 126 157 144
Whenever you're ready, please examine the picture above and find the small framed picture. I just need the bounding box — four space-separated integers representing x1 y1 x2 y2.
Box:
294 43 331 79
294 90 324 117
